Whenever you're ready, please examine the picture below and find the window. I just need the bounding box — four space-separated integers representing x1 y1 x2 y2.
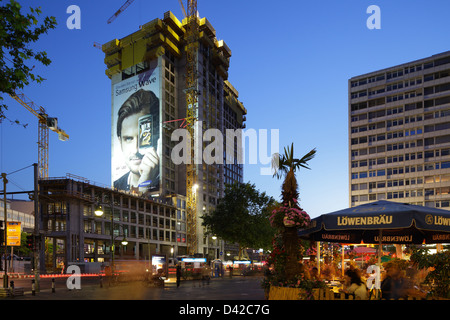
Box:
442 161 450 169
377 169 385 177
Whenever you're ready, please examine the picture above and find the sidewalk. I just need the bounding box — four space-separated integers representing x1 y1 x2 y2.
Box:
7 275 266 300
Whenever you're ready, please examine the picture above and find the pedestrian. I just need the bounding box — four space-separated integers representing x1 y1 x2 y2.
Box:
380 265 404 300
202 264 211 286
311 267 321 281
176 263 182 288
341 269 368 300
104 265 112 287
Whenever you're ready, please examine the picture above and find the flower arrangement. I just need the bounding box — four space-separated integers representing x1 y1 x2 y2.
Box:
261 271 327 300
269 199 311 230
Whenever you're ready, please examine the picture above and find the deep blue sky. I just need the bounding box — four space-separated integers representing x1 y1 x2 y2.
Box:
1 0 450 218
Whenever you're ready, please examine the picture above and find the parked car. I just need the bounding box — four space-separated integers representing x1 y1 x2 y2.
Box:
1 254 22 261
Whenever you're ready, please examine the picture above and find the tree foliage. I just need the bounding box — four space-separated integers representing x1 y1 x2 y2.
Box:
271 143 316 203
410 247 450 299
0 0 57 124
202 182 276 258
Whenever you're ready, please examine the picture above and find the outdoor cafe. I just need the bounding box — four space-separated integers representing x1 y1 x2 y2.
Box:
297 200 450 300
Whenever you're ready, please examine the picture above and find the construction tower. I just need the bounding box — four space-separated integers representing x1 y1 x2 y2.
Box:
102 10 246 258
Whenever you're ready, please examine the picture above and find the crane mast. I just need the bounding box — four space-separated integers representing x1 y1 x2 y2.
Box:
9 91 69 179
185 0 199 256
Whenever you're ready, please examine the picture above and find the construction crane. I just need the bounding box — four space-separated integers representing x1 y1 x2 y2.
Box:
9 91 69 179
107 0 188 25
184 0 199 256
107 0 135 24
178 0 187 17
93 42 102 50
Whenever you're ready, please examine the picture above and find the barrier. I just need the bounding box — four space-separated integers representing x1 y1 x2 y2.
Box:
0 273 103 279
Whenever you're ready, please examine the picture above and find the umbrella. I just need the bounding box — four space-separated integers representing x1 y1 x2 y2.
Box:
299 200 450 289
352 247 377 255
299 200 450 245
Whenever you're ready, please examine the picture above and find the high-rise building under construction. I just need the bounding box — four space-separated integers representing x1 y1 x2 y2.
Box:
102 11 246 258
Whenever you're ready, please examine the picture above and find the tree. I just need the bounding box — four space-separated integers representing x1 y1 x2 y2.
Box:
0 0 57 125
270 143 316 282
272 143 316 204
202 182 276 260
410 247 450 299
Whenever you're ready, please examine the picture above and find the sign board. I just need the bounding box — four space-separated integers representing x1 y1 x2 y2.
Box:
181 258 206 263
7 221 21 246
151 254 167 275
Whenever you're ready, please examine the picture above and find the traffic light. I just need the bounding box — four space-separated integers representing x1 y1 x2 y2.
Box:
26 234 34 250
0 229 4 246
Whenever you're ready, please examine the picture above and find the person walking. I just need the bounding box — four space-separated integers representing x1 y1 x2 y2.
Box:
176 263 182 288
202 264 211 286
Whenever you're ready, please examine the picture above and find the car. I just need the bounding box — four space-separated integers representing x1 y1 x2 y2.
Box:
1 254 22 261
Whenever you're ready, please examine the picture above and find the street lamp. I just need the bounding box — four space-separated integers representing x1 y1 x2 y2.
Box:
94 201 128 273
94 205 104 217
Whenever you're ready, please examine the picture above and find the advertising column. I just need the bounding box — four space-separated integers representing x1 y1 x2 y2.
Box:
111 67 162 195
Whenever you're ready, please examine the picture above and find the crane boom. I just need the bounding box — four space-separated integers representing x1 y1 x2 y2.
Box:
9 91 69 179
107 0 135 24
178 0 187 18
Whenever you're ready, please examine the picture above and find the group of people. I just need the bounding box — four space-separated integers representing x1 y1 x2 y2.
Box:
175 263 215 288
303 261 427 300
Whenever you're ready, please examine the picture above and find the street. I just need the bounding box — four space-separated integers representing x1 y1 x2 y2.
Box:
5 275 266 300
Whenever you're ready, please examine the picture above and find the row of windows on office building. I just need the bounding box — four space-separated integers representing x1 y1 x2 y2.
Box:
352 133 450 152
351 193 450 209
351 96 450 124
352 120 450 146
351 102 422 123
351 161 450 180
350 56 450 89
351 148 450 168
352 173 450 191
351 76 425 99
351 140 424 158
83 219 186 243
352 74 450 100
351 127 424 146
351 113 426 134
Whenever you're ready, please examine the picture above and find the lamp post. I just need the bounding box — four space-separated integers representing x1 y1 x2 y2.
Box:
94 200 128 275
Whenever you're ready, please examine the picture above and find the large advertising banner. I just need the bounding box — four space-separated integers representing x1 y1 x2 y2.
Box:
112 67 161 194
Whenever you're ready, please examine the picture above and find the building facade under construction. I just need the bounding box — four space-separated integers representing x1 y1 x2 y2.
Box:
101 12 246 259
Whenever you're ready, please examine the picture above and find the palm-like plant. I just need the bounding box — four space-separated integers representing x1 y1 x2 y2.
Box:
270 143 316 282
272 144 316 204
